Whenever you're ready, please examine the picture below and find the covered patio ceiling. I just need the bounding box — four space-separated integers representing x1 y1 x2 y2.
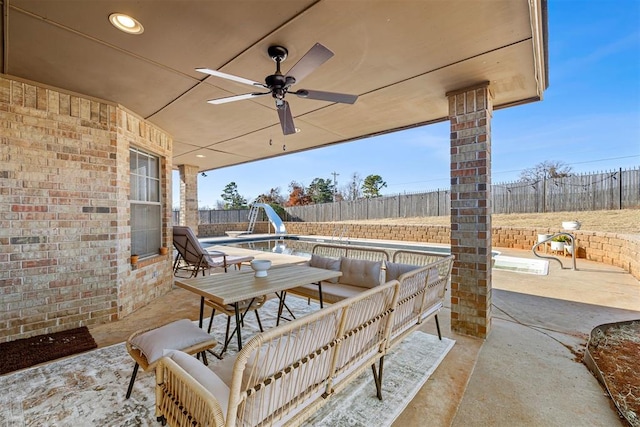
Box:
1 0 547 172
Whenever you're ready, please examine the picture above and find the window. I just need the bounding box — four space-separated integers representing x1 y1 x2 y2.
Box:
130 148 161 257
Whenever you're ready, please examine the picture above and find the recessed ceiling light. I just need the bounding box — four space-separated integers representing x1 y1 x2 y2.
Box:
109 13 144 35
295 128 301 133
195 154 205 158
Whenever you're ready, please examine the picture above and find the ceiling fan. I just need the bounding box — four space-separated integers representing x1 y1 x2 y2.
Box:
196 43 358 135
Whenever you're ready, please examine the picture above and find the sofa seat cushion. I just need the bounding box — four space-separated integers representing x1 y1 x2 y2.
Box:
289 282 366 304
168 350 230 419
309 254 341 283
129 319 215 365
339 257 383 289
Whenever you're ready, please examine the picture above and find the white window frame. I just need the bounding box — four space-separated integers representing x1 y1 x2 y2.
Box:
130 147 162 258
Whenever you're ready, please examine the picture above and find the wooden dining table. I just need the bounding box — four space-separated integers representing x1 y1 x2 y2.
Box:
174 264 342 352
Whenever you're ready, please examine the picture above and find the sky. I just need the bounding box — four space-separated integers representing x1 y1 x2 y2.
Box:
173 0 640 209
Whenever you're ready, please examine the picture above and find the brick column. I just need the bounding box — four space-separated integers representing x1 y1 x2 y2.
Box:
179 164 199 233
447 82 493 338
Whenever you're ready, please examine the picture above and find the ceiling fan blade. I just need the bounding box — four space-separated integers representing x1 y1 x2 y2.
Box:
207 92 269 105
196 68 265 88
277 101 296 135
294 89 358 104
286 43 334 84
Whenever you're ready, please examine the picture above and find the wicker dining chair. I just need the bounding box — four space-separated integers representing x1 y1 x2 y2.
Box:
125 319 217 399
205 295 268 358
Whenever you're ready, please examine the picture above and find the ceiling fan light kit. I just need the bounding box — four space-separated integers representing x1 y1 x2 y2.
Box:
197 43 358 135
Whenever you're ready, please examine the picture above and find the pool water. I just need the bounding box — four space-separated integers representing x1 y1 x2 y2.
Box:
228 239 312 258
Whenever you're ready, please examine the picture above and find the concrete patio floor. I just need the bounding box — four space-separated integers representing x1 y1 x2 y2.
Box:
90 245 640 426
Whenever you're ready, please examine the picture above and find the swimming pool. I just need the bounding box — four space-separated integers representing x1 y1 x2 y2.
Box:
201 235 456 257
200 234 548 275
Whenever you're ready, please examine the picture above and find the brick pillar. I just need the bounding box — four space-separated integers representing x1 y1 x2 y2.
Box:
447 82 493 338
179 164 199 233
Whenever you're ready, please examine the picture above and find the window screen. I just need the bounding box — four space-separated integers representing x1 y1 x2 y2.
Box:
130 148 161 257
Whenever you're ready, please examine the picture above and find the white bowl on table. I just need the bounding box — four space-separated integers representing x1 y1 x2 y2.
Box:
250 260 272 278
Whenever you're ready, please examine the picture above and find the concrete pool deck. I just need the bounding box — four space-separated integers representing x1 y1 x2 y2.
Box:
90 240 640 426
416 246 639 426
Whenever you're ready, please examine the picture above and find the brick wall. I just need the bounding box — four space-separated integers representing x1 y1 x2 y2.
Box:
0 76 174 342
221 222 639 281
115 108 174 318
179 164 199 231
447 83 493 338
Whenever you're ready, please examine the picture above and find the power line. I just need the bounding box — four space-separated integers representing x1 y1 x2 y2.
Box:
564 154 640 166
389 156 640 187
493 155 640 176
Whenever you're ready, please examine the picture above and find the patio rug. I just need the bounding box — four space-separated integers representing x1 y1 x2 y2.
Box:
0 326 97 375
0 297 454 426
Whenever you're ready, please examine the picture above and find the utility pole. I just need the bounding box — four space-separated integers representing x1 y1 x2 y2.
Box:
331 171 339 202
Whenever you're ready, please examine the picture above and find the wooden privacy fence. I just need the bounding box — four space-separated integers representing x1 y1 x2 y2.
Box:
493 168 639 213
173 167 639 224
286 190 451 222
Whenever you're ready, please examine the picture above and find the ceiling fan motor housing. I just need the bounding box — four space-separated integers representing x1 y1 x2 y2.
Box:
265 74 287 94
266 46 293 99
268 45 288 62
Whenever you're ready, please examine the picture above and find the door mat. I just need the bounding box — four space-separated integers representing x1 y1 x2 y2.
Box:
0 326 97 375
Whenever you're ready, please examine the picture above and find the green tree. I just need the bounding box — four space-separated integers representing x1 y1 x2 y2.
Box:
256 187 287 219
220 181 247 209
519 161 572 182
307 177 334 204
362 174 387 198
267 203 287 220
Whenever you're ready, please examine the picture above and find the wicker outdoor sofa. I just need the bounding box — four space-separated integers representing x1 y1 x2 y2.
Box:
154 247 454 426
288 244 454 334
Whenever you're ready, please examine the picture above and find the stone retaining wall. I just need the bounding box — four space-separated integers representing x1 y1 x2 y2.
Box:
200 221 639 281
198 222 269 236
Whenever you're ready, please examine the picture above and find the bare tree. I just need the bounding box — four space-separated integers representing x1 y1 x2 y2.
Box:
519 160 572 182
256 187 285 204
347 172 362 200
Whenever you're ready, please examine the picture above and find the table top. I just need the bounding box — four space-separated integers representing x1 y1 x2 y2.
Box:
174 264 342 306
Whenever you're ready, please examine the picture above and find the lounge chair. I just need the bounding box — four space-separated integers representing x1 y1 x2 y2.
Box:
172 226 254 277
